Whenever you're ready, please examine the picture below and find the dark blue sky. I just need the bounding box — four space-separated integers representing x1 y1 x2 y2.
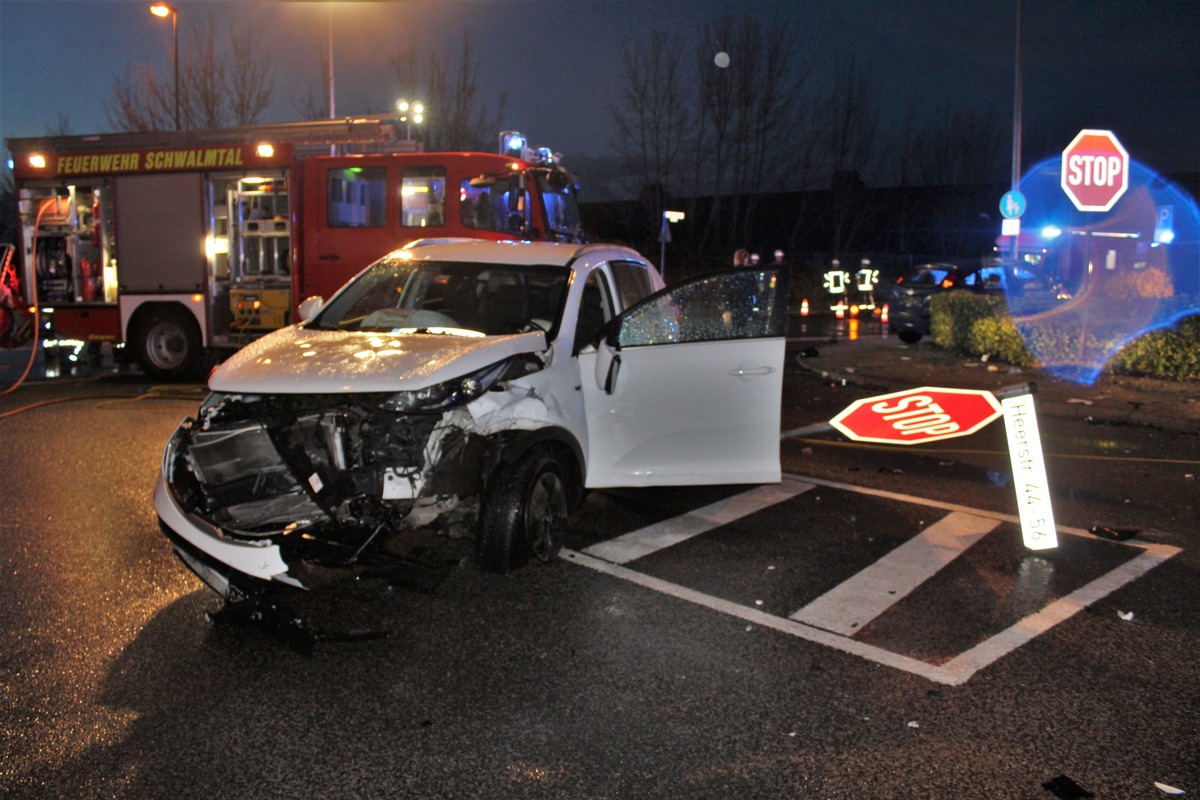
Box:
3 0 1198 177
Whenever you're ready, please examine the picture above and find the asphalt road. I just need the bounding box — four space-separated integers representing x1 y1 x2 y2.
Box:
0 350 1197 799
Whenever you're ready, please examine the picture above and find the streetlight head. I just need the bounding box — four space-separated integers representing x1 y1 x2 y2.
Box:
397 100 409 113
150 3 175 17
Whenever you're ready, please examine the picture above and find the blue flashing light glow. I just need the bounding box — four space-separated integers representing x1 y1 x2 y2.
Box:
501 132 526 155
1004 156 1200 385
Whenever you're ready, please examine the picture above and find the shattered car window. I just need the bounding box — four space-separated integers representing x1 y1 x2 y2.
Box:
617 268 786 347
310 256 570 336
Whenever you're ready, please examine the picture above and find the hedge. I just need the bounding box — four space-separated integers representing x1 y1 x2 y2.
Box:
928 292 1200 381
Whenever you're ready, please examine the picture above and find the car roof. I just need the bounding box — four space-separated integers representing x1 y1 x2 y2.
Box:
392 238 647 269
910 262 962 272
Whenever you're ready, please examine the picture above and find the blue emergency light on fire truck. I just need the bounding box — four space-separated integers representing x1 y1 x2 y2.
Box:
3 115 585 379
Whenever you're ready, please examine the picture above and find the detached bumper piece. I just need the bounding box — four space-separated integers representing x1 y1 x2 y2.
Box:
205 595 390 657
164 517 448 654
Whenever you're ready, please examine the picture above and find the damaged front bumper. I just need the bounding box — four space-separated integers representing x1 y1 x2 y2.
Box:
156 432 302 596
153 387 518 598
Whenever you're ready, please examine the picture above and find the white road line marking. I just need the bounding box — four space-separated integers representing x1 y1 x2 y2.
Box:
790 512 1000 634
937 543 1180 684
581 478 813 565
563 549 953 683
565 473 1183 684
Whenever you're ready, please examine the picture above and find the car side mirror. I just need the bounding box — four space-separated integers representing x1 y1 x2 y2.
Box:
298 295 324 322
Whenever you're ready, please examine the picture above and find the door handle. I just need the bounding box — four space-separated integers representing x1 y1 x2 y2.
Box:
318 253 339 261
728 365 774 378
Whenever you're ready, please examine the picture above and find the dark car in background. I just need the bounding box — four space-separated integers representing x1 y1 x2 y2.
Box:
887 262 1008 343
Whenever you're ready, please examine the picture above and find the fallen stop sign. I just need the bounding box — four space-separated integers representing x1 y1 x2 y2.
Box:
830 386 1003 445
1061 129 1129 212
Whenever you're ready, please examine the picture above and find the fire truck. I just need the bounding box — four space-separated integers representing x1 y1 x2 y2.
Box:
4 116 585 378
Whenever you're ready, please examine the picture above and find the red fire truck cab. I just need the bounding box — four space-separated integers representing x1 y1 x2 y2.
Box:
5 116 585 378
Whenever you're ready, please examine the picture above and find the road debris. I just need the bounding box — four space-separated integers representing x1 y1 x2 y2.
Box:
1090 525 1138 541
1154 781 1186 795
1042 774 1094 799
1118 610 1135 621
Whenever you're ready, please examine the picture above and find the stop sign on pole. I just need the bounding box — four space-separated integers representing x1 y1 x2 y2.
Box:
1061 129 1129 212
830 386 1002 445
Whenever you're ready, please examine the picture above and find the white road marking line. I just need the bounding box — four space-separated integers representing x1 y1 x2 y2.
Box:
566 473 1183 684
937 543 1180 684
563 548 953 683
790 512 1000 634
581 478 813 565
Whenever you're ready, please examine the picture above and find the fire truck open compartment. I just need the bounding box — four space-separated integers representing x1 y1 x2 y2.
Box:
5 115 585 379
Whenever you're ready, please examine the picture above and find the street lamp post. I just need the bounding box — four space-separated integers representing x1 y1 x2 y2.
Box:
1009 0 1023 262
149 3 179 129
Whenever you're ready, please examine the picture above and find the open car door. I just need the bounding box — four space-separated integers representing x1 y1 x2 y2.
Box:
579 267 787 488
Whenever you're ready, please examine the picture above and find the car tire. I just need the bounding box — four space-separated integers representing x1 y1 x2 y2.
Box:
897 329 923 344
476 445 570 573
134 307 202 380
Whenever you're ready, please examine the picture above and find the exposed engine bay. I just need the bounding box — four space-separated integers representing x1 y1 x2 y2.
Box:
164 380 548 578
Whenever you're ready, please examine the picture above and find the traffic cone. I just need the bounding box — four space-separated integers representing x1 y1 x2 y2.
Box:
881 303 889 324
800 298 809 316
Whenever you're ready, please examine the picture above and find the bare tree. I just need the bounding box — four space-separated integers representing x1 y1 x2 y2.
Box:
817 55 882 256
608 29 693 238
227 26 273 126
105 14 273 132
689 15 810 252
106 64 174 132
390 31 505 152
910 105 1006 186
180 16 225 129
290 25 333 121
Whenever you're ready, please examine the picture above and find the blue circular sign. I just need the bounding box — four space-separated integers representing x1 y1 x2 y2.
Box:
1000 190 1027 219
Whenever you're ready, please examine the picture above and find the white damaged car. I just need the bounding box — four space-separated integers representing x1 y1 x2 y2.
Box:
155 238 787 605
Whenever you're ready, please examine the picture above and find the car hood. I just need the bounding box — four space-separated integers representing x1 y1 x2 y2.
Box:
209 325 547 394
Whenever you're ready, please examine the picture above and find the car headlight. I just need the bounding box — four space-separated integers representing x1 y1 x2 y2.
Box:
382 359 510 413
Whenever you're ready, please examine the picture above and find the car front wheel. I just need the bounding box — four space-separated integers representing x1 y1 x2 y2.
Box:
476 446 570 573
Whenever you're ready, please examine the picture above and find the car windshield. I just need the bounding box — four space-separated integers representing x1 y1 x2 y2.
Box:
310 257 571 336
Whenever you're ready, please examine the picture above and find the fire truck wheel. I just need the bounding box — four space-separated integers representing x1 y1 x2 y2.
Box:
134 308 201 380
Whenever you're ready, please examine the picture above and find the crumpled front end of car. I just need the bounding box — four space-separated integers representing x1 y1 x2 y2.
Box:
156 388 510 598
